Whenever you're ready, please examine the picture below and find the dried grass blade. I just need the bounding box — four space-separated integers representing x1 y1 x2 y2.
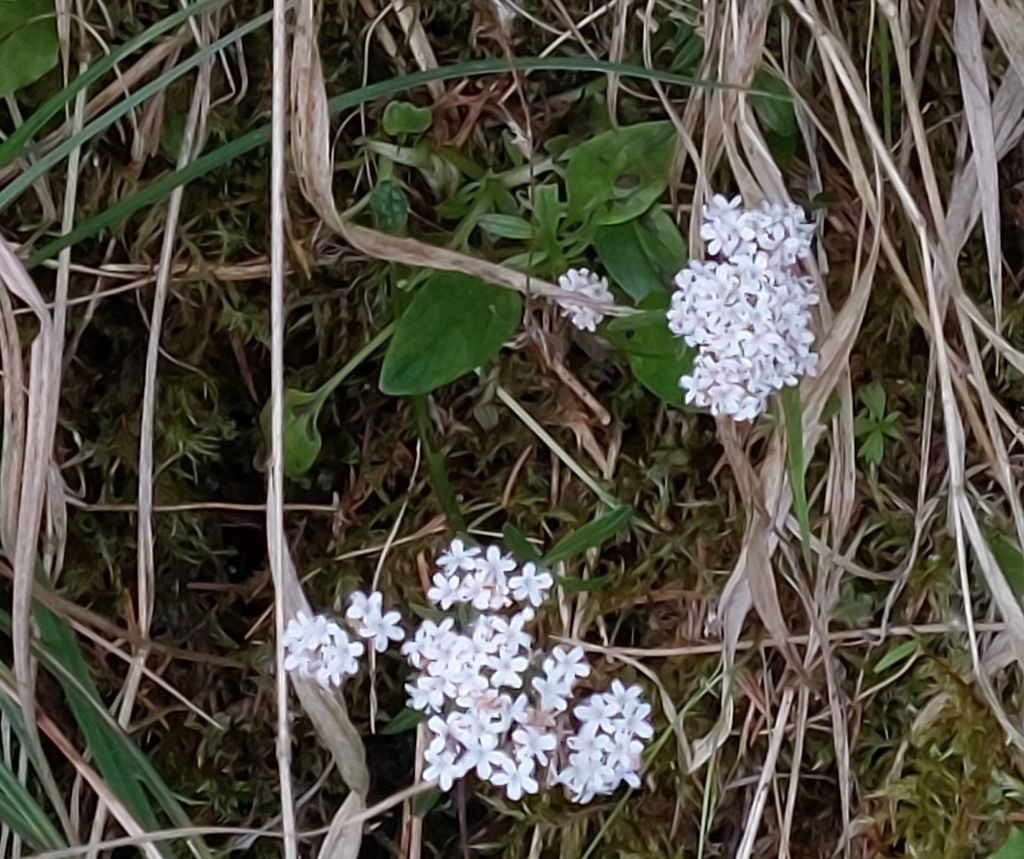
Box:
954 0 1002 327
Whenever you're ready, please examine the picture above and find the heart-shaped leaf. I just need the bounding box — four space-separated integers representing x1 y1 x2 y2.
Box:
260 388 325 478
379 272 522 395
565 122 676 225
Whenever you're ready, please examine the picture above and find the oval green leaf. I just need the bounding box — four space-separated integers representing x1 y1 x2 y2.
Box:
565 122 677 225
382 100 432 136
259 388 325 478
379 272 522 395
0 0 59 96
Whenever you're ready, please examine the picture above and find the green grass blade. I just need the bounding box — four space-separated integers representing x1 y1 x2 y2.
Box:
27 56 727 265
0 9 272 213
0 0 227 170
0 756 65 850
1 603 214 857
411 394 466 532
782 386 813 570
542 505 634 565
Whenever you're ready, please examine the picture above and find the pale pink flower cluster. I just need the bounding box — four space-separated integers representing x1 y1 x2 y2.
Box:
407 538 650 804
667 194 818 421
282 590 404 691
555 267 614 332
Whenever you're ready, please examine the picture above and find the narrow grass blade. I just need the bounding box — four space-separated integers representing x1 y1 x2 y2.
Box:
410 395 465 532
0 10 272 213
0 0 227 170
7 603 213 857
542 505 633 565
28 57 728 265
0 755 65 850
781 387 813 570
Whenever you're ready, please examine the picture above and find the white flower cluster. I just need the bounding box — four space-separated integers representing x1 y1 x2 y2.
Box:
283 590 404 691
667 194 818 421
556 267 614 332
407 538 650 804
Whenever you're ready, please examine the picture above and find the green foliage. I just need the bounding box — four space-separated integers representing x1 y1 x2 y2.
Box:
543 505 634 565
382 99 432 136
564 121 677 225
259 388 325 479
370 178 410 234
782 386 813 570
0 0 58 96
603 308 693 408
380 272 522 395
854 382 902 466
593 205 685 301
992 829 1024 859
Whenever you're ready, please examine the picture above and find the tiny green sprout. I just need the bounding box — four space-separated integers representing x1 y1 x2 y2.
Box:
854 382 902 467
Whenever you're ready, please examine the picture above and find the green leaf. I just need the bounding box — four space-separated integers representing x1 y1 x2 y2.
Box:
370 178 409 234
0 756 64 850
382 100 432 136
782 387 813 571
478 213 534 240
413 787 443 816
259 388 324 479
542 506 633 565
991 828 1024 859
0 0 58 96
382 707 427 735
380 273 521 395
634 206 687 278
991 536 1024 598
873 639 921 673
750 69 796 139
565 122 677 225
859 431 884 466
593 221 662 302
602 303 693 407
860 382 886 419
558 573 616 593
502 523 542 563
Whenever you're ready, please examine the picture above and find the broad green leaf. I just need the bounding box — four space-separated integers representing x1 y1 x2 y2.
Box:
873 639 921 673
0 0 58 96
380 273 521 395
259 388 324 479
593 206 685 302
542 506 633 565
382 707 427 735
565 122 677 225
750 70 796 139
634 206 686 278
593 221 662 302
478 213 534 240
602 305 693 407
382 100 432 136
991 829 1024 859
370 178 409 234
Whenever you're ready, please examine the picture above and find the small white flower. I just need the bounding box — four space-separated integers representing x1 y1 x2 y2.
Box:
437 538 480 575
407 674 446 712
543 646 590 686
486 646 529 689
490 754 539 800
346 590 404 652
508 562 553 607
427 572 461 609
531 675 571 713
556 267 614 332
458 735 510 781
512 724 557 767
424 747 462 792
574 693 621 734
